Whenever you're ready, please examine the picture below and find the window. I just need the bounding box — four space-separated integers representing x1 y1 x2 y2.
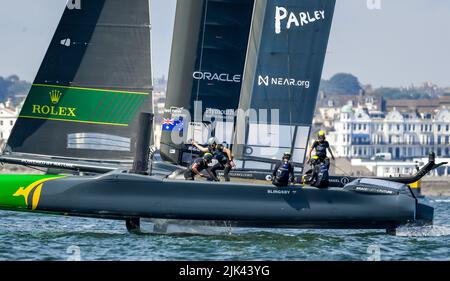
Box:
10 121 13 126
0 121 3 126
438 125 442 132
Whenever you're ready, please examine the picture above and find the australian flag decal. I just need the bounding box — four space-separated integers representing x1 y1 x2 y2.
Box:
162 118 184 132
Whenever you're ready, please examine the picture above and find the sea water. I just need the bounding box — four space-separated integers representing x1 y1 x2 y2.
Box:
0 197 449 261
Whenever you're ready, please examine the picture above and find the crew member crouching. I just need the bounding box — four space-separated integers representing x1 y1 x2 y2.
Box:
184 153 218 181
272 152 295 187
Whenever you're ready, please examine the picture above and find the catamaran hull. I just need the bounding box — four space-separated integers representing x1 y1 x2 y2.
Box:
0 172 433 231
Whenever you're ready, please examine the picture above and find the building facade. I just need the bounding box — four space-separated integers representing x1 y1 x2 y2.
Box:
0 100 20 149
329 105 450 160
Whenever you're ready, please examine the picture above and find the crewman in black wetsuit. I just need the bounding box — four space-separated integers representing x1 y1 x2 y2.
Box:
192 137 235 182
272 152 295 187
306 130 335 167
184 153 217 181
303 130 335 188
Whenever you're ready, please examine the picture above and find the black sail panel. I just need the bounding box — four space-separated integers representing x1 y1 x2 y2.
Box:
5 0 152 161
235 0 336 170
161 0 255 165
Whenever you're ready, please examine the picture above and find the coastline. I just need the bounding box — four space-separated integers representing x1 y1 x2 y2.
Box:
421 180 450 197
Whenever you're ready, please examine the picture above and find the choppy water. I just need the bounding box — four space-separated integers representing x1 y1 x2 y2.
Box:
0 197 449 261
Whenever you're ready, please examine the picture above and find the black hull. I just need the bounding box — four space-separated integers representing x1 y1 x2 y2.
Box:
26 172 431 230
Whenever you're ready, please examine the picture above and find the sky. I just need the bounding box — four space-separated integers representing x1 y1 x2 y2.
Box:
0 0 449 88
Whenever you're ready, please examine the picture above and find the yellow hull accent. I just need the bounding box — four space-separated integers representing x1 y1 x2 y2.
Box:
31 184 44 211
410 180 421 189
13 177 64 210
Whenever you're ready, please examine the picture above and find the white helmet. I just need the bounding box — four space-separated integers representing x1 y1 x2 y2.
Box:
207 137 218 146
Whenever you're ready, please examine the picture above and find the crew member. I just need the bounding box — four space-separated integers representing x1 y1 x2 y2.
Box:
272 152 295 187
192 137 235 181
306 130 335 166
184 153 217 181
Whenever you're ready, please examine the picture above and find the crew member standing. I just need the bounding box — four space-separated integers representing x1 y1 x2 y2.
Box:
306 130 335 167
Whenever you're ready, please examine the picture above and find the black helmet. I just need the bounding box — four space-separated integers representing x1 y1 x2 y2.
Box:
283 152 292 160
203 153 213 163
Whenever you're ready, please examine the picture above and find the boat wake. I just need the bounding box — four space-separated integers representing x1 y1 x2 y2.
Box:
433 199 450 203
396 225 450 237
141 219 235 236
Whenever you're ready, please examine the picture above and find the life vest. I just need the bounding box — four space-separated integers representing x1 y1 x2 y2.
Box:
190 158 208 172
313 140 329 159
274 162 292 184
212 144 228 164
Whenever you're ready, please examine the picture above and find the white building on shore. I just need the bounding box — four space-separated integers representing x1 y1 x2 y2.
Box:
152 91 166 149
351 157 450 178
0 99 21 146
329 105 450 160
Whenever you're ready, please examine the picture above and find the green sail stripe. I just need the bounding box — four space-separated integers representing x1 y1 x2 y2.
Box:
19 85 148 126
122 95 145 124
118 94 141 124
115 94 138 123
98 93 119 122
105 94 131 123
91 92 109 119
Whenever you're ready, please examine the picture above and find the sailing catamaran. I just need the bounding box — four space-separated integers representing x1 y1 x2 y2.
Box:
0 0 439 234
